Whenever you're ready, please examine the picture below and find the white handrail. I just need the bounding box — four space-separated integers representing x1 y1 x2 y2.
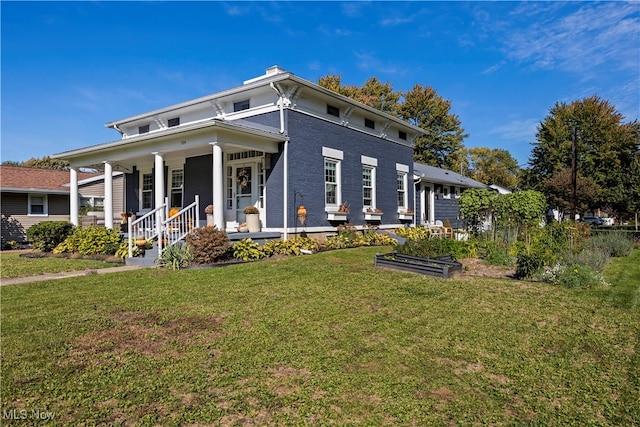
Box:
162 196 200 251
127 204 166 258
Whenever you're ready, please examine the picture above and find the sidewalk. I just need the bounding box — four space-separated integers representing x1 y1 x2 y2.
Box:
1 265 145 286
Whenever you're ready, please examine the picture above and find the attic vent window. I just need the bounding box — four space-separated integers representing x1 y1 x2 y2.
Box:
365 118 375 129
139 124 149 134
234 100 250 112
399 131 407 140
327 104 340 118
168 117 180 128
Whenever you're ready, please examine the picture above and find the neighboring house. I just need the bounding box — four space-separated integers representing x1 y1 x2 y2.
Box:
0 166 125 244
413 162 490 229
52 66 427 240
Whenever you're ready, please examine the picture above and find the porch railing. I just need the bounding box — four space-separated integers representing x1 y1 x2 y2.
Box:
128 203 166 258
127 196 200 259
163 195 200 249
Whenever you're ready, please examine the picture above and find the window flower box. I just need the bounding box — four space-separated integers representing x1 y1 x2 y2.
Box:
327 212 348 222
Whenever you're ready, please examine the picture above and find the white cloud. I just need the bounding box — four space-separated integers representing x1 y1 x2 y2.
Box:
490 118 539 143
502 2 639 75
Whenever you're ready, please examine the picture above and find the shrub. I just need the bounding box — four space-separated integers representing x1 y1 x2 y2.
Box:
396 238 470 260
27 221 74 252
115 239 140 259
588 231 634 258
394 226 431 241
232 238 264 261
262 237 321 256
53 226 122 255
485 245 516 266
186 226 229 264
156 243 194 270
543 263 604 288
562 248 610 272
515 253 544 280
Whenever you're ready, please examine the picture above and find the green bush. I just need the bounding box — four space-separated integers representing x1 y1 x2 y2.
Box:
27 221 75 252
156 243 194 270
484 242 516 266
396 237 470 260
232 238 264 261
262 237 320 256
562 248 610 272
115 239 140 259
543 263 604 288
588 231 634 258
515 253 545 280
53 226 122 255
185 226 229 264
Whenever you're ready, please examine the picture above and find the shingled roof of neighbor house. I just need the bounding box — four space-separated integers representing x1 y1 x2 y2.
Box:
0 166 100 194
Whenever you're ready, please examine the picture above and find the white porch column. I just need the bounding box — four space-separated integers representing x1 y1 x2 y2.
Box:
211 143 225 230
70 167 79 226
153 152 165 252
283 140 289 240
103 161 114 229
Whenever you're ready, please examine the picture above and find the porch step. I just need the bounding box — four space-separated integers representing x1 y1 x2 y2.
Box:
125 245 159 267
228 231 281 245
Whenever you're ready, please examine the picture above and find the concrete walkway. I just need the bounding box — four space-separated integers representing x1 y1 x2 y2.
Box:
1 265 145 286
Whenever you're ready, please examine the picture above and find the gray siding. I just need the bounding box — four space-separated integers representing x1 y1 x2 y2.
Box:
1 192 70 243
266 110 414 228
184 155 213 216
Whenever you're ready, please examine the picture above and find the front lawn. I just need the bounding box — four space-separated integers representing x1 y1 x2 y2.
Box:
0 251 122 279
1 246 638 425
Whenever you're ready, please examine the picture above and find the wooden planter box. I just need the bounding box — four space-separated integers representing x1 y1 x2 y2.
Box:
374 252 462 278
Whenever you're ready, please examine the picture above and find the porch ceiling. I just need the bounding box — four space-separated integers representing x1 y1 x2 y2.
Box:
54 119 286 171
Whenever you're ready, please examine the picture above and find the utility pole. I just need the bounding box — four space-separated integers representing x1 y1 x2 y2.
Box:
570 125 578 222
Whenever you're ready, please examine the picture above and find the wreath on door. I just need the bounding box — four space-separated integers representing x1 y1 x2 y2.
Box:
236 168 249 188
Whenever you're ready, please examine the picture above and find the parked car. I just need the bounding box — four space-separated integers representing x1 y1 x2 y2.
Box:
582 216 604 226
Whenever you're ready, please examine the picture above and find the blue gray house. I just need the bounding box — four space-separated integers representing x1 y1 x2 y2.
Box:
53 66 427 251
413 162 489 229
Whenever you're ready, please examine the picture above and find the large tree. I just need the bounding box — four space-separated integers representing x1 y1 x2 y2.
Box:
318 76 467 168
528 95 639 216
451 147 520 189
2 156 69 170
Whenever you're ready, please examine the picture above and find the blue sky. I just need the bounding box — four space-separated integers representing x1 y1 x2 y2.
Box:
2 1 638 167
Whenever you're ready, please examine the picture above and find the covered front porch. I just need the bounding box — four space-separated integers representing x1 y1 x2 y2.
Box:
54 119 289 257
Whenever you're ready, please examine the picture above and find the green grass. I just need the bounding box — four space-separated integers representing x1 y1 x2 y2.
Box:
0 251 122 279
1 246 639 425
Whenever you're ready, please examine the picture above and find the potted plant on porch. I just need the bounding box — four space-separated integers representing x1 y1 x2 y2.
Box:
243 205 261 232
205 204 214 227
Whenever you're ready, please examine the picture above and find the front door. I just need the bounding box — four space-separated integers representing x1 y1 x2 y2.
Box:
235 165 254 223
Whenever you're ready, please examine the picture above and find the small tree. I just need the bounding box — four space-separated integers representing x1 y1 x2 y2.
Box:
458 188 496 236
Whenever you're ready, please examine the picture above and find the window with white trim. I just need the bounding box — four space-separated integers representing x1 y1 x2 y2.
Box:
28 194 47 215
142 173 153 210
361 155 378 210
396 163 409 210
170 169 184 207
323 147 343 208
325 159 338 205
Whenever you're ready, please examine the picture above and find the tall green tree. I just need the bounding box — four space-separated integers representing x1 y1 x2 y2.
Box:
397 84 467 168
452 147 520 189
528 95 639 215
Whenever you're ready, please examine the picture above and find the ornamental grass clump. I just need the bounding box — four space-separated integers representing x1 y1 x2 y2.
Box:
185 226 229 264
588 231 634 258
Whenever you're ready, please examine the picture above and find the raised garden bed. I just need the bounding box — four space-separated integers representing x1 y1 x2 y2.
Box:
374 252 462 278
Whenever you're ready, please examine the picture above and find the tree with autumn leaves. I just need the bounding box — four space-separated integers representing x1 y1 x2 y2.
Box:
525 95 639 219
318 75 467 169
